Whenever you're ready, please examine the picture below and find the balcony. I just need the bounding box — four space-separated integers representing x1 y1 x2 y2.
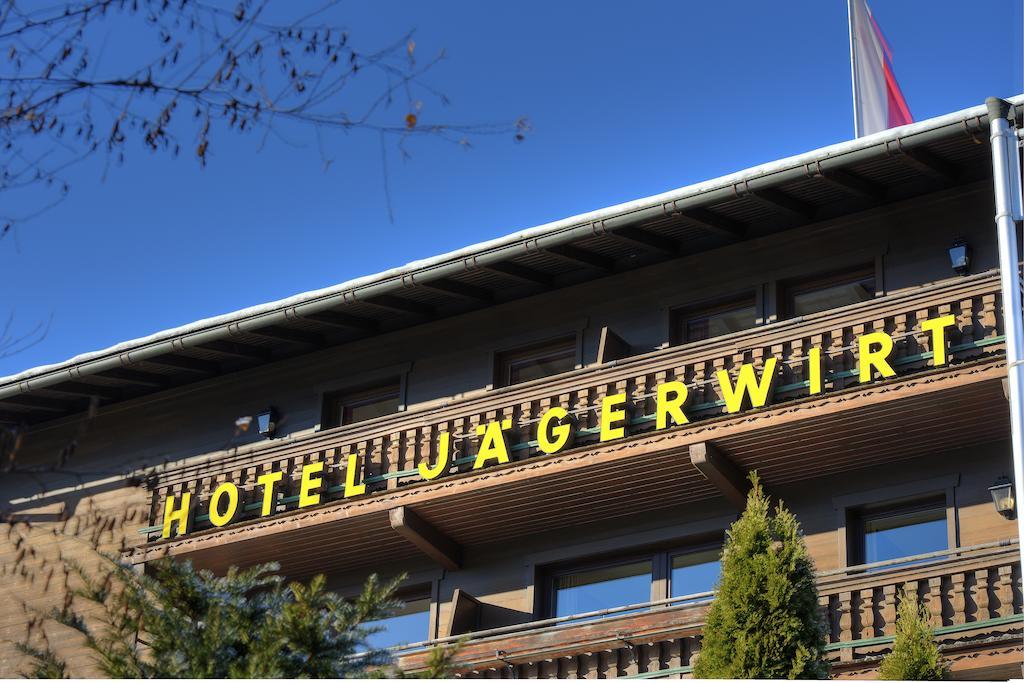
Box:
395 542 1022 679
128 271 1008 577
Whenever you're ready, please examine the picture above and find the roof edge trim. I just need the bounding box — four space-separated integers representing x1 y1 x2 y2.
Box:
2 95 1021 398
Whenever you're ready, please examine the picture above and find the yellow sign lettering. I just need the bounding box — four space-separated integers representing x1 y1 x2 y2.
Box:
656 381 689 429
808 347 823 395
474 418 513 469
922 315 957 366
600 393 628 442
256 471 283 517
345 453 366 497
162 492 192 539
299 461 325 508
418 432 452 480
717 358 778 413
208 482 239 527
163 320 969 541
538 407 573 454
859 331 896 383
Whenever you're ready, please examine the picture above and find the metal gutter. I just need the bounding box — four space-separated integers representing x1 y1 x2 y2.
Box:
3 95 1022 400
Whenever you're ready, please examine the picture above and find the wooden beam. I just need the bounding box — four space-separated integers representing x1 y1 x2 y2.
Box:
248 325 325 346
363 295 436 317
689 441 751 509
0 395 78 413
304 310 379 333
545 244 614 272
196 340 273 361
482 262 553 287
679 209 746 241
389 506 462 570
751 188 816 221
97 367 170 387
611 227 679 256
417 279 494 304
819 169 886 202
47 381 123 400
900 148 958 183
145 354 220 374
597 326 631 365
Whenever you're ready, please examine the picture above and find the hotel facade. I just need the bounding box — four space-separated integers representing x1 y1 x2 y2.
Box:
2 98 1024 679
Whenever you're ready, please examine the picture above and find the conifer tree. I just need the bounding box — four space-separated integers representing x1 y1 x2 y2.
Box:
16 555 457 678
693 472 829 679
878 589 949 680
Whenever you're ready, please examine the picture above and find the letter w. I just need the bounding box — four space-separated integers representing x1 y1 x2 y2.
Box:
716 358 778 413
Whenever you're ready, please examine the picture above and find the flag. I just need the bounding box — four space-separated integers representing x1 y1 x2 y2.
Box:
848 0 912 137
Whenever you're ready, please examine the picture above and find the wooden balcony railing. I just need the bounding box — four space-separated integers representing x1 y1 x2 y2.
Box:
396 541 1022 679
142 272 1006 538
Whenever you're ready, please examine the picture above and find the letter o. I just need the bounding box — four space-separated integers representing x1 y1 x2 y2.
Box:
209 482 239 527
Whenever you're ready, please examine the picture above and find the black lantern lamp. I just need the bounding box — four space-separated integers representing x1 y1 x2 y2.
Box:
989 476 1016 519
949 239 971 276
256 408 277 437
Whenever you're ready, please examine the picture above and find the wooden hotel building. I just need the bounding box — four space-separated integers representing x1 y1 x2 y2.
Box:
2 98 1024 679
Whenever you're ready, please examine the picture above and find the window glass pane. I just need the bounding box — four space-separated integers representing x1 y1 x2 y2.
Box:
553 560 652 619
346 393 401 424
670 549 721 600
323 382 401 429
497 337 576 387
365 597 431 650
862 506 947 565
508 349 576 385
790 273 876 317
685 305 756 342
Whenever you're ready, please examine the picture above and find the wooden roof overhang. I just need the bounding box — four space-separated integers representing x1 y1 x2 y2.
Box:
2 100 1018 427
127 356 1009 579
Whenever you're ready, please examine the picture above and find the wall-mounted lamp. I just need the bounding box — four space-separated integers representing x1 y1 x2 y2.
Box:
989 476 1015 519
256 408 277 437
949 239 972 276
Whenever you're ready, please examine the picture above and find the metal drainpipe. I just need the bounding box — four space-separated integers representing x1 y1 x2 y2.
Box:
986 97 1024 594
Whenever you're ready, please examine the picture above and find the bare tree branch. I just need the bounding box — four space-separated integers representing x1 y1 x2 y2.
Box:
0 310 50 359
0 0 529 234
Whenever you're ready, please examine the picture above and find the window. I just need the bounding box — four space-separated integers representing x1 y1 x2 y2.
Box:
364 593 431 650
494 336 577 388
551 559 653 620
322 380 401 429
672 295 757 344
784 265 876 318
850 497 948 567
670 548 721 600
544 540 723 619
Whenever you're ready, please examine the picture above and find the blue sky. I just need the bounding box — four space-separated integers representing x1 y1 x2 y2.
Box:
2 0 1022 377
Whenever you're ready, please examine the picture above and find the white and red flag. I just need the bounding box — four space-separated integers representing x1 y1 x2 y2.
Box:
848 0 912 137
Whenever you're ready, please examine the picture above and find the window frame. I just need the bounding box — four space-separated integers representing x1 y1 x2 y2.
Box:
543 552 660 620
667 541 725 599
669 291 759 346
493 334 580 389
780 263 878 320
833 473 959 569
847 495 949 567
361 582 435 649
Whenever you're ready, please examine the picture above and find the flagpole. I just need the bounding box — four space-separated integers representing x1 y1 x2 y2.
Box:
847 0 860 138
